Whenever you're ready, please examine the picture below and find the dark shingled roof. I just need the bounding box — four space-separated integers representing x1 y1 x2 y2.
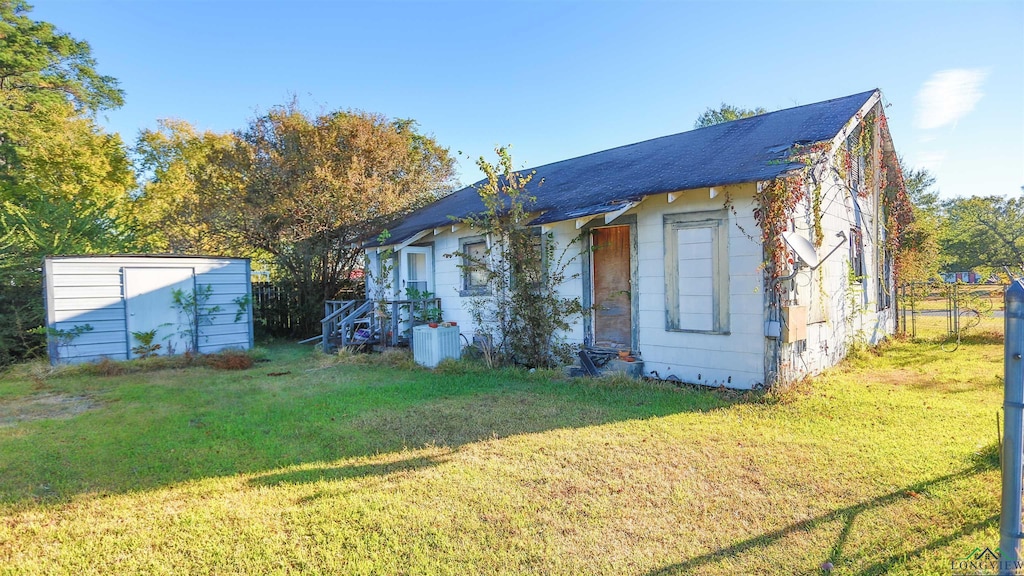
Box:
370 89 878 246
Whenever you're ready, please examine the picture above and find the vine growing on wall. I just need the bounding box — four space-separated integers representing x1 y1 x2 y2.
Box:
810 180 825 247
874 113 913 285
754 175 807 282
720 106 909 292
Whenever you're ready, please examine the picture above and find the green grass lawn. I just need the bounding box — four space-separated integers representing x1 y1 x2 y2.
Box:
0 317 1007 575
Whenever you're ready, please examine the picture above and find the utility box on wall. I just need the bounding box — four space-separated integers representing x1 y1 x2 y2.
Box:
42 255 254 365
782 305 808 343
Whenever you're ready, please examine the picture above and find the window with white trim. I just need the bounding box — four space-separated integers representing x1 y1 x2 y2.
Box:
460 236 488 295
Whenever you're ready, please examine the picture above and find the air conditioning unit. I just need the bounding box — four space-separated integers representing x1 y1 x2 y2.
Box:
412 325 461 368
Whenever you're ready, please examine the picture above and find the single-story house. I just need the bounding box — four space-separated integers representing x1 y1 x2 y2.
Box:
363 89 905 388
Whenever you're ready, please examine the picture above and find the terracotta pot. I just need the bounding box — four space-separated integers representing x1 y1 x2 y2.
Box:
428 322 439 328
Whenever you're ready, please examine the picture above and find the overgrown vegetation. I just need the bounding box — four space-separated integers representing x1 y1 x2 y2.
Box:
452 147 584 368
129 329 162 359
29 324 93 362
0 1 134 365
169 285 220 354
51 347 264 377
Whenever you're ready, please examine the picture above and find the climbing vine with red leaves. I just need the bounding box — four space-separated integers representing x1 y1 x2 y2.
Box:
875 113 913 283
746 106 908 290
753 175 806 282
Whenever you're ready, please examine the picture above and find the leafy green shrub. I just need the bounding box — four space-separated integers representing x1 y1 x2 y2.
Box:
130 329 162 359
452 147 584 369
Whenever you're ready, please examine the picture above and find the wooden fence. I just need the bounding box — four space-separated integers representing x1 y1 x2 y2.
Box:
251 282 361 340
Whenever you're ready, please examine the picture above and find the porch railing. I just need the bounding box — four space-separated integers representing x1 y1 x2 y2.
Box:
320 297 442 351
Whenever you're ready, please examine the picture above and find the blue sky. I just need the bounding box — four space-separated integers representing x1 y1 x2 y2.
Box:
33 0 1024 198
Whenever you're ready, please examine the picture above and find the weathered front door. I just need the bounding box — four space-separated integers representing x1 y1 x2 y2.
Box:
591 226 632 349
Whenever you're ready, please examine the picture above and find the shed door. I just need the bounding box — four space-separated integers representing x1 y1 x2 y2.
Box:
592 226 632 349
124 267 195 357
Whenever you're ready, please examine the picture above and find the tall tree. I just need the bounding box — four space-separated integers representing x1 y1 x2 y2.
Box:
0 0 131 235
896 165 942 283
0 0 122 113
0 0 123 184
0 1 132 365
693 103 768 129
942 195 1024 273
219 102 456 335
133 119 242 254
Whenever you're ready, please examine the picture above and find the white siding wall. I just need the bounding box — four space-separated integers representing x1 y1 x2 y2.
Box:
778 137 895 381
635 186 765 389
372 225 588 346
44 256 254 364
372 185 765 388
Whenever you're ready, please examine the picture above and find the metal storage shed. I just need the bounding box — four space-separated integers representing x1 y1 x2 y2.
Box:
42 255 254 364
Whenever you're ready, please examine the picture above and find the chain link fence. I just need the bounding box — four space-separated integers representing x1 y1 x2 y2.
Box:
897 281 1005 344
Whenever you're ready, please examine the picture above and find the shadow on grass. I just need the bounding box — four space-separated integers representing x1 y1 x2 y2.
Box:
249 452 452 488
0 347 746 505
646 444 1000 576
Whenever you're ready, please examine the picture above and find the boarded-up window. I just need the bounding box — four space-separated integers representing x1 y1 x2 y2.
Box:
676 227 714 331
664 210 729 333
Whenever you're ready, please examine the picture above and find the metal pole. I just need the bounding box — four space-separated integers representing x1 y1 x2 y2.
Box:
899 283 905 335
955 283 961 336
948 284 954 335
1001 279 1024 574
913 283 919 337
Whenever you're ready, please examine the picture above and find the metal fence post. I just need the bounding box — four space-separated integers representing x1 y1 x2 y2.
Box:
1001 279 1024 574
913 280 921 336
950 282 958 336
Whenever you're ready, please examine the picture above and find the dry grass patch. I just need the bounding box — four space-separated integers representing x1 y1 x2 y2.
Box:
0 393 100 427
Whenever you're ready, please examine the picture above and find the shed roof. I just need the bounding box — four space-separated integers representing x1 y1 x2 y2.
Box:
370 89 879 246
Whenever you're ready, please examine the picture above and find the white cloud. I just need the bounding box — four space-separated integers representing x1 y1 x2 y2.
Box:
916 150 947 172
914 68 988 130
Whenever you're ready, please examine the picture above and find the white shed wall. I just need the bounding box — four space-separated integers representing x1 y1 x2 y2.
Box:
44 256 254 364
